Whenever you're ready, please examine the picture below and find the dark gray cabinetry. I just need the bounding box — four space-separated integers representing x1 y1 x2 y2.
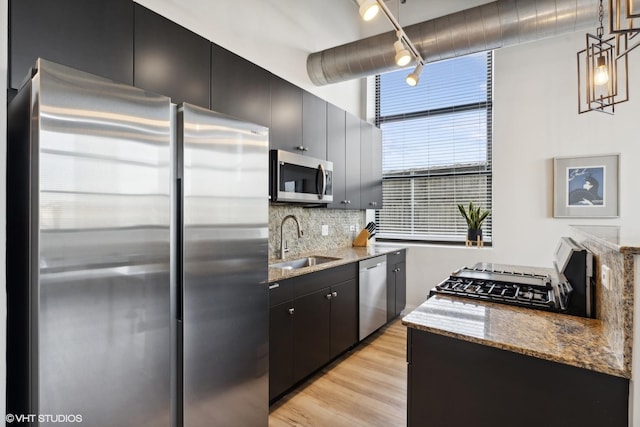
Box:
387 250 406 320
360 123 383 209
9 0 134 89
326 104 347 209
270 75 303 152
344 113 362 209
268 263 357 402
134 4 211 108
407 329 629 427
301 92 328 159
211 44 271 127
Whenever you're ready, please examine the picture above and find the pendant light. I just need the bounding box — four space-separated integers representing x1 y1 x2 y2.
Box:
609 0 640 33
577 0 629 114
394 32 412 67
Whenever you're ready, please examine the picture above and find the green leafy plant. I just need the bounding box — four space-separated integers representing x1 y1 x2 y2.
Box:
457 201 491 230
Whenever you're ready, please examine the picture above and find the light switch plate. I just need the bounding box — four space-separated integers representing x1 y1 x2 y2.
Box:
321 224 329 236
601 264 611 290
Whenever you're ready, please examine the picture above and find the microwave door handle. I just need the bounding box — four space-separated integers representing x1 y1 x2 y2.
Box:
316 164 326 200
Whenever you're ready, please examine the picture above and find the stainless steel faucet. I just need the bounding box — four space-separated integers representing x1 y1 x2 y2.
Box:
280 215 303 259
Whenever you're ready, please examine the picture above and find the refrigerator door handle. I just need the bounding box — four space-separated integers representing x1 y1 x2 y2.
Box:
177 177 184 322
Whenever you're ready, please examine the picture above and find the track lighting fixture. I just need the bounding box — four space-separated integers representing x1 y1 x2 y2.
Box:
356 0 426 86
394 33 412 67
357 0 379 21
406 63 423 86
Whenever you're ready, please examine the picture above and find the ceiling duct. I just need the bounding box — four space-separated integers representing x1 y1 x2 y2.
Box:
307 0 598 85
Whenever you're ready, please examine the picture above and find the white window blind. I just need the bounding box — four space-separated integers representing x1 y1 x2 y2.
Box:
375 52 493 244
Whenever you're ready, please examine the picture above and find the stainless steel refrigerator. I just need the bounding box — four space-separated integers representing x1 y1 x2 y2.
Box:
7 59 269 427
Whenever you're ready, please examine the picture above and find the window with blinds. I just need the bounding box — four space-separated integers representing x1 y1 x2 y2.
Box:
375 51 493 244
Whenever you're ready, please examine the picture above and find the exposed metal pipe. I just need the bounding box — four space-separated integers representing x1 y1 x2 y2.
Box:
307 0 598 85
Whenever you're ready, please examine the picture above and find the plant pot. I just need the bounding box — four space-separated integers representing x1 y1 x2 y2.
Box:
467 228 482 242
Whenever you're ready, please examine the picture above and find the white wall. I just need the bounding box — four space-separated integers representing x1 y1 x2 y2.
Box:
405 31 640 312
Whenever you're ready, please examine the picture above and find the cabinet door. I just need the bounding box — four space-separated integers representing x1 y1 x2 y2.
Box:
395 262 407 316
270 75 303 152
293 288 331 383
302 92 327 159
211 44 271 127
361 122 383 209
387 261 397 321
330 279 358 359
10 0 134 89
327 104 347 209
269 302 294 401
134 4 211 108
344 113 361 209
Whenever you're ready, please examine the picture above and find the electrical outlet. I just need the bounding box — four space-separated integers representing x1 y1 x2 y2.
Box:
321 224 329 236
350 225 356 232
601 264 611 290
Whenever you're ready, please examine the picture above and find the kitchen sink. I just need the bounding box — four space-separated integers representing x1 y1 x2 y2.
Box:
269 256 341 270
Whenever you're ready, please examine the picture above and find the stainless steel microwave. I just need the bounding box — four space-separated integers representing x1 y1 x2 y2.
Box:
270 149 333 203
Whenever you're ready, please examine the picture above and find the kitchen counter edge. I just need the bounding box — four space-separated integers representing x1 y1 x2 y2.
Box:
402 295 629 379
268 245 406 283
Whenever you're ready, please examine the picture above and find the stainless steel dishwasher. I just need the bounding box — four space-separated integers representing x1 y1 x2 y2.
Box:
359 255 387 341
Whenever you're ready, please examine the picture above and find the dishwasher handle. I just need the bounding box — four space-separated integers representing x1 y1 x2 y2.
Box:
366 262 384 270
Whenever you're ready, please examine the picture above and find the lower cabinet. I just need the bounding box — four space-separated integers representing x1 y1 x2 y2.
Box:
387 250 406 321
269 264 358 402
407 328 629 427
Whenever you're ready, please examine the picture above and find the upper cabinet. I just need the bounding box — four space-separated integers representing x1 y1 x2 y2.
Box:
326 104 347 209
211 44 271 127
270 75 303 153
302 92 327 160
134 4 211 108
360 122 383 209
9 0 134 89
345 112 362 209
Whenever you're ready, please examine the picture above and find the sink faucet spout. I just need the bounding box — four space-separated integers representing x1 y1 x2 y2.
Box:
280 215 303 259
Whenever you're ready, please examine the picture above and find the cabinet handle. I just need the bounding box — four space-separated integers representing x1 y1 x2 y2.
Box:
269 283 280 290
396 267 401 272
296 145 309 151
347 200 351 204
369 202 377 206
341 200 348 204
325 293 332 300
288 308 295 315
332 291 338 298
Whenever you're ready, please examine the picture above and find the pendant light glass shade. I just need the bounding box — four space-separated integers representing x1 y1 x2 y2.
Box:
357 0 380 21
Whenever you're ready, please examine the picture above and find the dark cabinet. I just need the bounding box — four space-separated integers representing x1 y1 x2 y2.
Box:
387 250 406 321
211 44 271 127
407 329 629 427
345 113 362 209
361 123 383 209
269 301 294 401
9 0 134 89
326 104 347 209
268 263 357 402
330 279 358 359
302 92 328 159
292 288 331 383
270 75 303 152
134 4 211 108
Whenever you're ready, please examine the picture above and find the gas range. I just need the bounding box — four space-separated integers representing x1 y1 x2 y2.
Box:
429 237 594 317
431 265 571 312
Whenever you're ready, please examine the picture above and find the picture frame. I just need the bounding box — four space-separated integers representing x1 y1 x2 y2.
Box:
553 154 619 218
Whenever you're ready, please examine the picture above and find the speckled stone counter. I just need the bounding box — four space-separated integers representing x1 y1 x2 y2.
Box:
268 244 405 283
403 295 628 378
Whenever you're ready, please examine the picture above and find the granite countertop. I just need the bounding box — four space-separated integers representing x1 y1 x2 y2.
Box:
402 295 628 379
572 225 640 255
268 244 406 283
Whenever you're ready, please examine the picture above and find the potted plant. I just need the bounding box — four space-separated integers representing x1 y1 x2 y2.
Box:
457 201 491 243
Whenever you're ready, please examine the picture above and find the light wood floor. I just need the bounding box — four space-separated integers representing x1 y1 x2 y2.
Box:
269 320 407 427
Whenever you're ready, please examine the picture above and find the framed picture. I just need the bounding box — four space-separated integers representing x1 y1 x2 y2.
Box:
553 154 619 218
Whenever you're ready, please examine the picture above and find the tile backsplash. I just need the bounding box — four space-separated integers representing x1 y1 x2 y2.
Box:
269 205 365 260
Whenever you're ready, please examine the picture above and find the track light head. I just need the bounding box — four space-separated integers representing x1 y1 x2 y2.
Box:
394 40 412 67
357 0 379 21
406 63 424 86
